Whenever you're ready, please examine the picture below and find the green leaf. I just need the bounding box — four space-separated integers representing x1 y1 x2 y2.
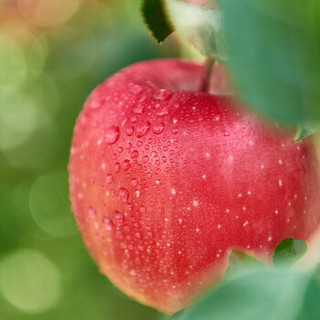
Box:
164 0 227 61
141 0 174 43
170 309 185 319
294 124 320 142
182 268 312 320
296 269 320 319
273 238 308 267
226 249 263 277
218 0 320 125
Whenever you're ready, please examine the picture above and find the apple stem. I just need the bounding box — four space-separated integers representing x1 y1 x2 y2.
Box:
200 57 215 93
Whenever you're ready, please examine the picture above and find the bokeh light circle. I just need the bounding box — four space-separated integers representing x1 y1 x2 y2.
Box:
29 171 77 238
0 249 61 313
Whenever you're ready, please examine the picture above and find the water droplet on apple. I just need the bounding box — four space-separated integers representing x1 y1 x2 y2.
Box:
88 206 97 219
223 131 230 136
91 96 104 109
136 120 151 138
131 178 138 187
118 146 124 153
143 155 149 163
153 89 172 101
106 174 113 184
119 188 129 202
122 159 131 171
125 126 134 136
126 142 132 150
102 216 113 230
151 151 158 157
135 190 141 198
133 105 144 114
153 122 165 134
113 211 125 226
114 162 120 173
131 150 139 159
156 108 169 117
130 84 143 94
131 115 138 123
129 269 137 277
105 126 120 144
172 127 179 134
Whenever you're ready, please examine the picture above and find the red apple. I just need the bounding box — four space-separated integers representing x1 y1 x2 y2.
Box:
68 59 320 313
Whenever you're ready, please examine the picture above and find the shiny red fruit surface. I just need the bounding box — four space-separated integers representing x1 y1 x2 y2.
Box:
68 59 320 313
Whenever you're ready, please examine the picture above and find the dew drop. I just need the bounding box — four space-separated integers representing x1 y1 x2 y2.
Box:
91 96 104 109
143 155 149 163
114 162 120 173
102 216 113 230
172 127 179 134
113 211 125 226
136 120 151 138
105 126 120 144
118 146 124 153
119 188 129 202
131 115 138 123
223 131 230 136
131 150 139 159
130 84 143 95
153 122 165 134
131 178 138 187
123 159 131 171
151 151 158 158
135 190 141 198
126 126 134 136
153 89 172 101
156 108 169 117
106 174 113 184
126 142 132 150
133 105 144 115
88 206 97 219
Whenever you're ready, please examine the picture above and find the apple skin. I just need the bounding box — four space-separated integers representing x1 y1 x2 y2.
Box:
68 59 320 313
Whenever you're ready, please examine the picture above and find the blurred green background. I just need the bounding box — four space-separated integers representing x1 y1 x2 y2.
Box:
0 1 181 319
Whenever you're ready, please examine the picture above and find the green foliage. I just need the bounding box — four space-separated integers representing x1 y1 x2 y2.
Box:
164 0 226 60
218 0 320 125
178 267 320 320
142 0 226 60
273 239 308 267
294 124 320 142
226 250 262 276
141 0 173 43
